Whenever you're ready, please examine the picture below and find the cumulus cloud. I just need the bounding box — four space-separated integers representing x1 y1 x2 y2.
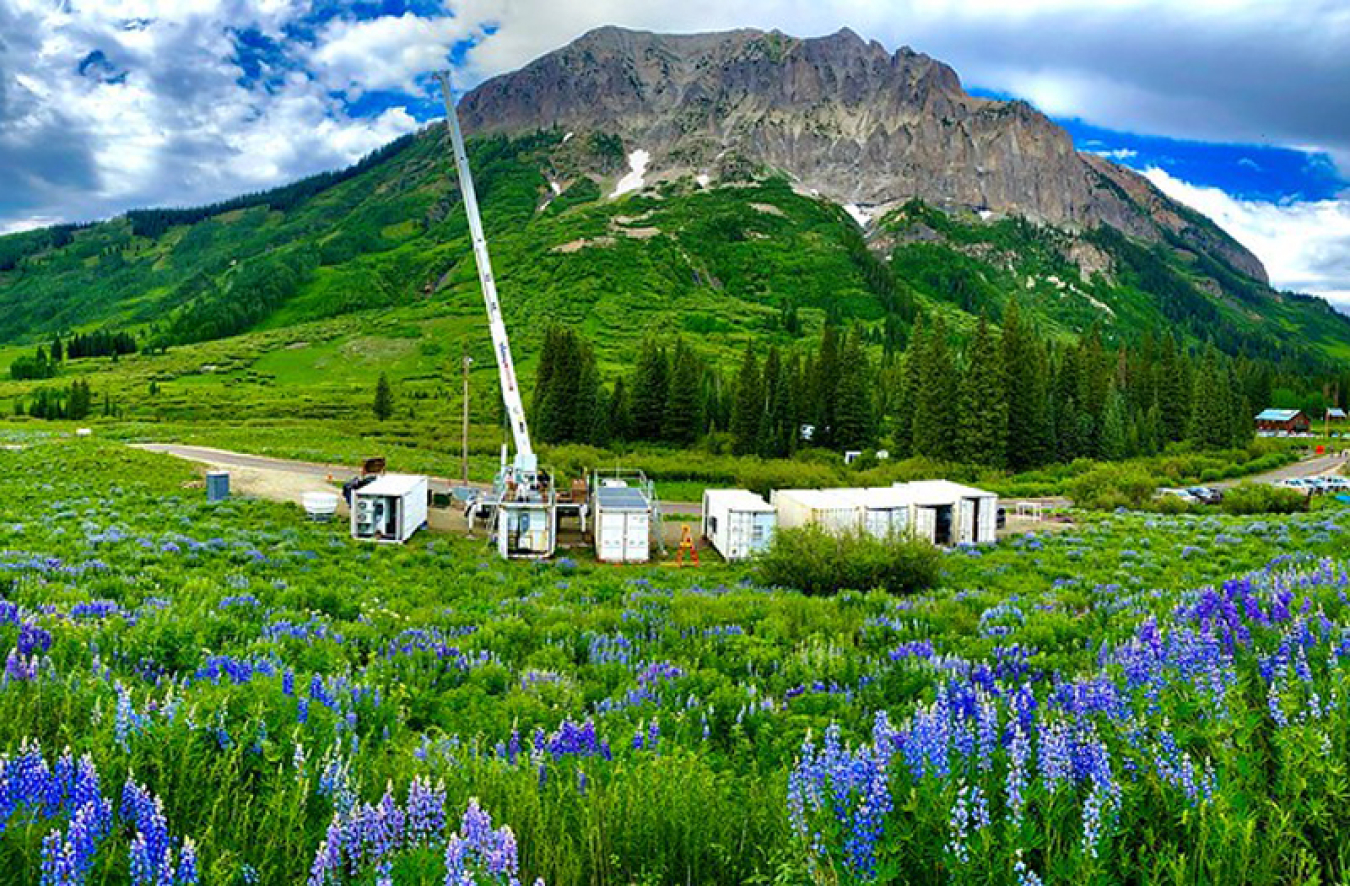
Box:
1145 167 1350 307
310 13 473 95
0 0 430 228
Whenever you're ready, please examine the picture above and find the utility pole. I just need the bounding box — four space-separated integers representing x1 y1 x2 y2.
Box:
462 355 473 485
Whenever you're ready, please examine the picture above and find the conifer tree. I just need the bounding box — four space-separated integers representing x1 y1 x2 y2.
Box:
629 338 669 442
1002 300 1053 469
662 338 703 445
834 327 875 451
912 316 955 461
608 377 632 443
1101 388 1129 461
730 344 764 456
892 318 925 458
955 316 1007 467
373 373 394 422
812 326 842 448
759 347 786 458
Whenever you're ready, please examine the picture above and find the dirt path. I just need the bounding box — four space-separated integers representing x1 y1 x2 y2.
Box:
133 443 703 516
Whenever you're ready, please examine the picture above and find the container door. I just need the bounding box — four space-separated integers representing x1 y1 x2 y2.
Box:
977 498 995 543
915 507 937 544
600 512 625 561
958 499 976 544
624 512 649 561
892 506 910 537
727 512 749 559
755 514 775 552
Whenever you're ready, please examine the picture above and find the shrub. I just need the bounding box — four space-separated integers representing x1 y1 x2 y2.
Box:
1220 482 1309 515
1152 494 1194 515
1067 464 1157 510
755 525 941 596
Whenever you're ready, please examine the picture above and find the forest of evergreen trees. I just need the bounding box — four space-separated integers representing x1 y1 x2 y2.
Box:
14 380 95 421
530 301 1328 471
8 331 137 381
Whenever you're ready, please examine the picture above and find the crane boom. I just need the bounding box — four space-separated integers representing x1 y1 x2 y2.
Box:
435 71 534 464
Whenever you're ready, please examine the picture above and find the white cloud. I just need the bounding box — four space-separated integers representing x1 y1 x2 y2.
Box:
1144 167 1350 307
311 13 473 95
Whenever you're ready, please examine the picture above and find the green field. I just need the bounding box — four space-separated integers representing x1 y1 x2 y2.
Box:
2 435 1350 882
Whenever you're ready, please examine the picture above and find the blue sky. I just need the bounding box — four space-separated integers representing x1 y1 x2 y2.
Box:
1 0 1347 305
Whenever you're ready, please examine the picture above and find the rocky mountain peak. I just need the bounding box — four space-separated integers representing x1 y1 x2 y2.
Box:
458 26 1267 283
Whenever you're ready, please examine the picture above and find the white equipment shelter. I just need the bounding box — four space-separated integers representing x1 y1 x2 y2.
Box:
899 480 998 545
771 488 861 533
351 474 429 544
594 485 652 563
702 490 776 561
849 486 915 539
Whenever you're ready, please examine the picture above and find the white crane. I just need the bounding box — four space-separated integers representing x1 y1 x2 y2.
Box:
435 71 534 470
436 71 556 559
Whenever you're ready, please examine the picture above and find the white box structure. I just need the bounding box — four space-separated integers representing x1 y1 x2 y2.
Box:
850 486 916 539
594 485 651 563
351 474 429 544
702 490 776 561
899 480 998 545
771 489 862 534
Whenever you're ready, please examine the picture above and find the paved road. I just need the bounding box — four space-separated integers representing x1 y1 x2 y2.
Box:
1211 451 1348 489
131 443 703 515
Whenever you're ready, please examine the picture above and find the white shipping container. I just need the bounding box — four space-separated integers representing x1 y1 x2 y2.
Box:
850 487 914 539
351 474 428 544
703 490 776 561
771 489 861 533
898 480 999 546
595 486 651 563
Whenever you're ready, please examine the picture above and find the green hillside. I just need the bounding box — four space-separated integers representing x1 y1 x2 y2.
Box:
2 125 1348 367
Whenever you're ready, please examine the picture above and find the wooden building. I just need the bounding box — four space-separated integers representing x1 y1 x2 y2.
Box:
1255 408 1311 434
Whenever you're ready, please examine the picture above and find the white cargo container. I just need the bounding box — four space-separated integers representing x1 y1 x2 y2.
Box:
771 489 862 534
851 486 915 539
899 480 998 545
351 474 428 544
594 485 651 563
702 490 776 561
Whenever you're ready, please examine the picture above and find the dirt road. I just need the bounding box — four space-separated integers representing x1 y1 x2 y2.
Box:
132 443 702 516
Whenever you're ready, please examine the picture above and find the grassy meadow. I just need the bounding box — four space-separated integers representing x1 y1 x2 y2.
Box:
1 433 1350 883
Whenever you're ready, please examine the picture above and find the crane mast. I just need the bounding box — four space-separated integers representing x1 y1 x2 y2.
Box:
435 71 535 469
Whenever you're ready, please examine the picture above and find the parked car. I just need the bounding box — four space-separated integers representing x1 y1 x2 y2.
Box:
1186 486 1222 505
1158 488 1198 504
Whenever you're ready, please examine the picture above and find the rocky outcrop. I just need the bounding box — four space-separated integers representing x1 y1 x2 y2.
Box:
459 26 1267 282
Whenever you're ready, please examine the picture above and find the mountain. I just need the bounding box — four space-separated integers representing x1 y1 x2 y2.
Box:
0 24 1348 387
458 26 1267 283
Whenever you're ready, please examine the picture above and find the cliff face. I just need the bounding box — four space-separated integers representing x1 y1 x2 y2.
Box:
459 26 1267 282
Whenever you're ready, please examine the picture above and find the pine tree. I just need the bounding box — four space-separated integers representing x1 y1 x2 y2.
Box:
730 344 764 456
955 316 1007 467
629 338 669 442
1002 299 1052 470
51 336 64 363
373 373 394 422
1101 388 1129 461
834 327 875 451
892 318 925 458
607 377 632 443
812 325 842 448
662 338 703 445
759 347 786 458
1158 332 1190 442
912 316 956 461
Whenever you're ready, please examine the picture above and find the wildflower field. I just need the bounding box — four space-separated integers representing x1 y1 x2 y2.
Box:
5 433 1350 885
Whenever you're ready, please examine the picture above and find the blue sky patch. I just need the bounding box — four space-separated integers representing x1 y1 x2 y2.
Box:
970 87 1347 203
